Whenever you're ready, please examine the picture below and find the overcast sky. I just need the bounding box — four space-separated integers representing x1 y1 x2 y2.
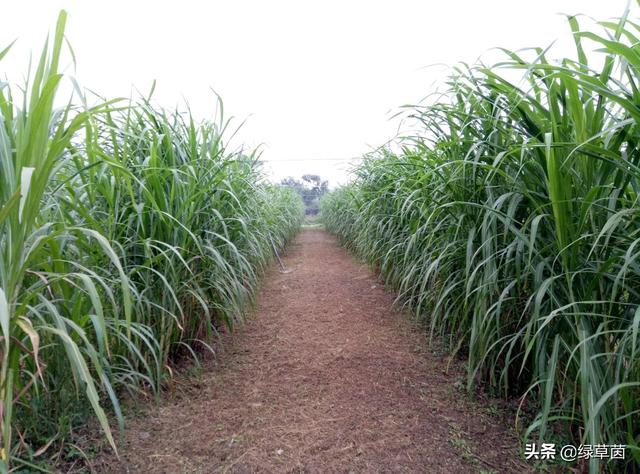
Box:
1 0 633 186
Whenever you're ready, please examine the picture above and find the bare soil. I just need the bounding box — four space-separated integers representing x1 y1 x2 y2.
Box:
95 229 529 473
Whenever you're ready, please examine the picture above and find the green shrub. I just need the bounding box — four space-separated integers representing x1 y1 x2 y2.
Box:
322 11 640 473
0 11 303 470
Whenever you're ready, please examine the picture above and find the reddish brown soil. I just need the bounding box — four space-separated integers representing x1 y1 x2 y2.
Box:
98 229 529 473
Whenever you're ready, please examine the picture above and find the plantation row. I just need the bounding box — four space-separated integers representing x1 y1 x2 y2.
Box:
321 13 640 472
0 12 303 470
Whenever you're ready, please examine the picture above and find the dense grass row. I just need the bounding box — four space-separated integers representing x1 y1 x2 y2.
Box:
322 12 640 472
0 12 303 470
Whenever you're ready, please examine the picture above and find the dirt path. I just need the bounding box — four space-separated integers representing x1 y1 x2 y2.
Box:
104 229 527 473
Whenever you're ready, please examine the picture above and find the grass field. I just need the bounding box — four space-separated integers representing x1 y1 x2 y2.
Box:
321 10 640 473
5 5 640 473
0 11 303 470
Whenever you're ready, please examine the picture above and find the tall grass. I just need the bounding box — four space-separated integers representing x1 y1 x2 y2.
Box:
322 11 640 472
0 11 303 470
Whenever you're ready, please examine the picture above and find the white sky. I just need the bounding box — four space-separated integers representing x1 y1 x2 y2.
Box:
1 0 633 186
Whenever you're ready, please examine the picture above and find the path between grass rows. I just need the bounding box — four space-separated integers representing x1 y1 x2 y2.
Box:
102 229 527 473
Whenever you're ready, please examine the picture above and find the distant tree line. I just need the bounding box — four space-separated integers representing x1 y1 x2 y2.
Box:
280 174 329 215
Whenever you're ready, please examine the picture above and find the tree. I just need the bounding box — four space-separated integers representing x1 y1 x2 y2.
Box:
280 175 329 214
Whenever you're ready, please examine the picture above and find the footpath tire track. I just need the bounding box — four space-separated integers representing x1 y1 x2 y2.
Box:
105 229 527 473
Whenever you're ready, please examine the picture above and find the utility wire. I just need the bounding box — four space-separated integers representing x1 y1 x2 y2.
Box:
259 157 362 162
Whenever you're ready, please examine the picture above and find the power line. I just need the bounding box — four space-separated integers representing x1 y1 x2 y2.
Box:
259 157 362 162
